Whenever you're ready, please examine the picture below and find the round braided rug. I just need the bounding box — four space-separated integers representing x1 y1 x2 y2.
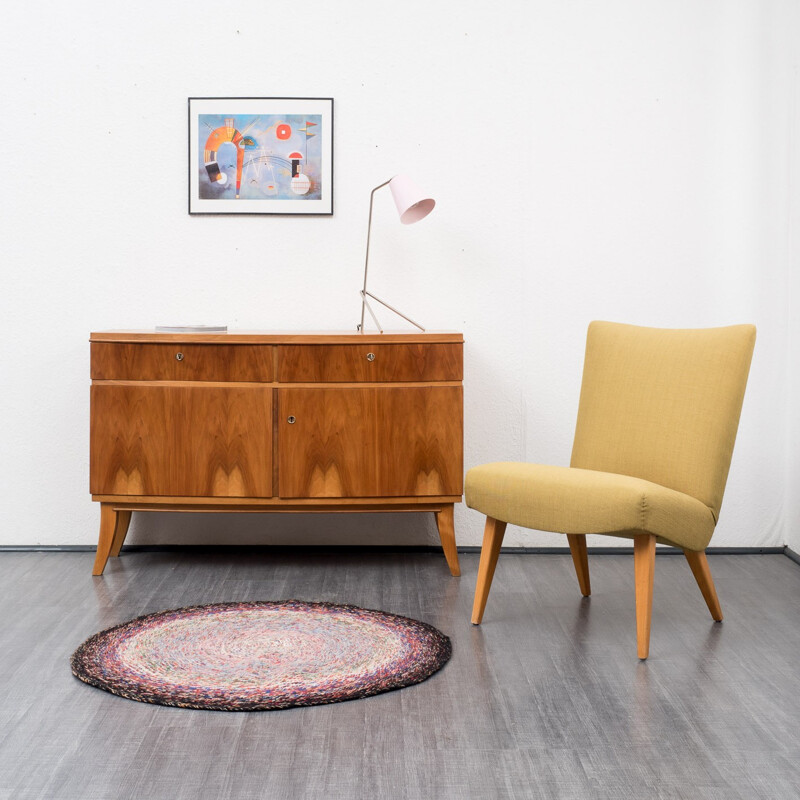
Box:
70 600 451 711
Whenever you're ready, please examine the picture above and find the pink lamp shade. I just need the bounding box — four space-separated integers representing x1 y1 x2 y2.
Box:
389 174 436 225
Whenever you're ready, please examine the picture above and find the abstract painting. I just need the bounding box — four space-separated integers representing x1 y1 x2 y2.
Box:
188 98 333 215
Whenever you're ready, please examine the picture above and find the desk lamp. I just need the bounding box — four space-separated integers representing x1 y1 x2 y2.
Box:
359 174 435 333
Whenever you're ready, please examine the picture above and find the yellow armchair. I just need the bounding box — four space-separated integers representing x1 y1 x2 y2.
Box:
466 321 756 659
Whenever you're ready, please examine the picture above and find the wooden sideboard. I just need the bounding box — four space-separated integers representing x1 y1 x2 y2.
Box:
89 330 464 576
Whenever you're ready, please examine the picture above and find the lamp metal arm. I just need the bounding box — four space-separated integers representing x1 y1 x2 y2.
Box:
360 291 384 333
360 179 392 332
364 291 424 332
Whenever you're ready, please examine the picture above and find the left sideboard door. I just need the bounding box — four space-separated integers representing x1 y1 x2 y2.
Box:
90 385 273 497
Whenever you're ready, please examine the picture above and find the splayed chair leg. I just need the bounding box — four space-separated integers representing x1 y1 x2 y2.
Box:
471 517 507 624
684 549 723 621
633 534 656 659
566 534 591 596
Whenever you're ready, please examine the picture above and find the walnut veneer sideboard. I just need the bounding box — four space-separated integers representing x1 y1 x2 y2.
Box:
89 330 464 576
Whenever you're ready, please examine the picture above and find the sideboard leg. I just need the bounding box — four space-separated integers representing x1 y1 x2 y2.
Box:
92 503 120 576
435 504 461 577
109 510 132 558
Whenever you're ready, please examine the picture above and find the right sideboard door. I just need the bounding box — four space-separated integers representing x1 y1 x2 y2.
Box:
277 386 463 498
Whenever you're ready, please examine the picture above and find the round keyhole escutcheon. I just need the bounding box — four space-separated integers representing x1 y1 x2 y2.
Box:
366 352 375 362
175 352 184 361
287 416 296 424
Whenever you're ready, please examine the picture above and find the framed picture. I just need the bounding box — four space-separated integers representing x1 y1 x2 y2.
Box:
188 97 333 215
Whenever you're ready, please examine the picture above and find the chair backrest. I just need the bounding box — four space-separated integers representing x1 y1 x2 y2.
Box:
570 321 756 521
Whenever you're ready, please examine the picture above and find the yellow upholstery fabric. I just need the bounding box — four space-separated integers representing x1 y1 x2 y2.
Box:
465 462 716 551
465 321 755 552
570 322 756 522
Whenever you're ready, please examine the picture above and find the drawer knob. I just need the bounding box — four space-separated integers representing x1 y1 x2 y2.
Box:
287 415 296 424
175 352 184 361
366 352 375 362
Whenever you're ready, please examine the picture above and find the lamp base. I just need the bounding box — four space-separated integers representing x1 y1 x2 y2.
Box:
358 291 425 333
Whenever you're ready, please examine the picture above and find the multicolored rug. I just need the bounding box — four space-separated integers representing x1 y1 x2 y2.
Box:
70 600 451 711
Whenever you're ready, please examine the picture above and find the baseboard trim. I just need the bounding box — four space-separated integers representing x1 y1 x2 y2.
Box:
784 546 800 566
464 546 788 555
0 544 789 556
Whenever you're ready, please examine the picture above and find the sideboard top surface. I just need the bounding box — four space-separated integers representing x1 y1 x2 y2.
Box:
90 330 464 344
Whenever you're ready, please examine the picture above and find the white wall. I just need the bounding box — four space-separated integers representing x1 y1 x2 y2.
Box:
781 4 800 554
0 0 796 549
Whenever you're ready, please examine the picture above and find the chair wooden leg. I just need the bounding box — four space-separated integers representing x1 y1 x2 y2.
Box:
109 510 132 558
471 517 507 624
566 534 591 596
684 549 723 621
434 504 461 576
633 534 657 659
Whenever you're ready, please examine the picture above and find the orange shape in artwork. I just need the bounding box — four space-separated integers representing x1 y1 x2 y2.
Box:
276 124 291 140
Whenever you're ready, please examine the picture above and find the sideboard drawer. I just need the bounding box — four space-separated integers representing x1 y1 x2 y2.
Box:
91 343 274 382
278 343 463 382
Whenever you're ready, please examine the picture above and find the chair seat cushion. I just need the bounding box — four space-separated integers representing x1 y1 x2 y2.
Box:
465 462 716 551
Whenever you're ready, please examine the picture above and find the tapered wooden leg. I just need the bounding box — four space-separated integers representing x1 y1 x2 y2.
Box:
109 510 132 558
471 517 508 624
92 504 119 576
566 534 591 596
633 534 657 659
434 504 460 576
684 549 723 621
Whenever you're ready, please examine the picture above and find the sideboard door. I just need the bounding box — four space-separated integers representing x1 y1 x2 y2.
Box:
90 385 273 497
277 387 463 498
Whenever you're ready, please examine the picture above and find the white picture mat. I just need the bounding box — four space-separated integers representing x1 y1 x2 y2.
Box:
188 97 333 215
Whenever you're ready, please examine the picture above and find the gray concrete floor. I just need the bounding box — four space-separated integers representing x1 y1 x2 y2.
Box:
1 548 799 799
